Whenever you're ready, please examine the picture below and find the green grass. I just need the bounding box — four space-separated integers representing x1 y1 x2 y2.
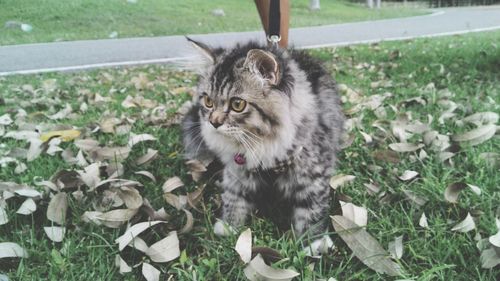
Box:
0 0 428 46
1 31 500 280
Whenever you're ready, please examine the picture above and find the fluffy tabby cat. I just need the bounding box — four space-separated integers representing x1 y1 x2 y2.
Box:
182 39 344 254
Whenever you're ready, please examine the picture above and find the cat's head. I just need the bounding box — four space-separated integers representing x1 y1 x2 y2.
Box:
187 38 294 148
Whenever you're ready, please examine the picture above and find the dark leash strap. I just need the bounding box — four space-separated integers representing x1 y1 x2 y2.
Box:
268 0 281 47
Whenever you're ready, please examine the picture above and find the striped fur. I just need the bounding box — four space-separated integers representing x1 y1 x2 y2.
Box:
182 41 345 239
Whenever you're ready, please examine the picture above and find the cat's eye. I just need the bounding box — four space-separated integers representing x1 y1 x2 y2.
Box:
203 95 214 108
230 98 247 112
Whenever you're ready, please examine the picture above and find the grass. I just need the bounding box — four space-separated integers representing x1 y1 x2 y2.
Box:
0 0 429 46
1 31 500 280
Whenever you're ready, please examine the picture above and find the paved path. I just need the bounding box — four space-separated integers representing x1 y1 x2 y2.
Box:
1 6 500 76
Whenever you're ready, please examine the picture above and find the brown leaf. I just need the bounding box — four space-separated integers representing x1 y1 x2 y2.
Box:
16 198 37 215
91 146 131 162
44 226 66 242
451 212 476 233
331 215 403 276
97 208 139 228
0 242 29 258
186 160 207 182
244 254 299 281
235 228 252 263
128 133 157 147
117 186 143 209
116 221 166 250
162 176 184 193
187 185 206 211
142 263 160 281
251 247 283 264
136 148 158 165
402 190 428 207
163 193 187 210
389 143 424 153
444 182 467 203
47 192 68 224
340 202 368 227
373 150 400 163
145 231 180 263
134 171 156 183
451 124 496 146
74 139 100 152
329 174 356 190
398 170 419 181
180 209 194 234
388 235 404 260
115 255 132 274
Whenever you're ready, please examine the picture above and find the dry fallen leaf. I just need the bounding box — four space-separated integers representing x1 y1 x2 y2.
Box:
0 206 8 225
185 159 207 182
388 235 404 260
47 192 68 224
128 133 157 147
74 139 99 151
162 176 184 193
14 187 42 198
451 124 496 146
451 213 476 233
127 237 149 253
419 213 429 229
329 174 356 190
96 208 139 228
251 247 283 264
145 231 180 263
187 185 206 211
180 208 194 234
16 198 37 215
91 146 131 162
331 215 403 276
398 170 419 181
40 129 81 142
463 112 499 126
117 186 143 209
134 171 156 183
235 228 252 264
244 254 299 281
340 202 368 227
444 182 467 203
142 262 160 281
0 242 29 259
389 143 424 153
44 226 66 242
164 193 187 210
480 247 500 268
115 255 132 274
116 221 165 250
0 113 13 125
136 148 158 165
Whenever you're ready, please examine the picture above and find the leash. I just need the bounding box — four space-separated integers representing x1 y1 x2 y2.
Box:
267 0 281 47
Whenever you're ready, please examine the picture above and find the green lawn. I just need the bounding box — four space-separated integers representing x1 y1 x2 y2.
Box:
1 31 500 280
0 0 428 46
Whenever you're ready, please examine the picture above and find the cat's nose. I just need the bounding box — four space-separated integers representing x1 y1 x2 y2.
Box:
210 120 222 129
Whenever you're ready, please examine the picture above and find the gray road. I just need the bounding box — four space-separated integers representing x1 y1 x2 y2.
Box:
1 6 500 76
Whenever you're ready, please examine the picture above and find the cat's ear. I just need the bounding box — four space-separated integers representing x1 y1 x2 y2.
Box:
186 37 215 64
243 49 280 85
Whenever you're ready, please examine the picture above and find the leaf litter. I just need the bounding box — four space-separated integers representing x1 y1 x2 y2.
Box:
0 49 499 279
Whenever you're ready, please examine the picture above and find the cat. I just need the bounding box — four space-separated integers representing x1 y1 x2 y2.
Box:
182 38 345 255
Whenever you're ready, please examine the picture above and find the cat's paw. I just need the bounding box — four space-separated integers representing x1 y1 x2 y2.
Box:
213 219 236 236
302 235 334 257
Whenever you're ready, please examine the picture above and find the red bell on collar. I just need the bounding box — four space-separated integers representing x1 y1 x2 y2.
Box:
234 153 246 165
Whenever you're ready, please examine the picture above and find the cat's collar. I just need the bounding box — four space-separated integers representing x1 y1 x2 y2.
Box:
237 146 304 174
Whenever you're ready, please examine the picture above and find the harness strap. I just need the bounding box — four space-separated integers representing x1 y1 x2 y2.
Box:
267 0 281 46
